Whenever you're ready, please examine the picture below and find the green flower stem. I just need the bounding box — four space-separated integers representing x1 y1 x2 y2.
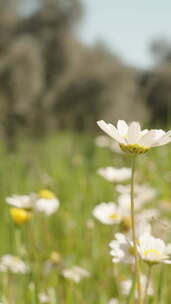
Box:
130 155 142 304
15 226 22 256
143 265 152 304
29 282 37 304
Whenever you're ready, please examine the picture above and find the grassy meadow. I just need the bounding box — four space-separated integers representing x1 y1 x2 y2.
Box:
0 132 171 303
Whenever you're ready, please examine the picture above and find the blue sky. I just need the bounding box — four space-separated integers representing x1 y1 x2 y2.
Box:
77 0 171 68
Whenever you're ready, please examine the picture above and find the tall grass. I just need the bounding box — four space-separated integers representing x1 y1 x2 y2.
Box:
0 132 171 303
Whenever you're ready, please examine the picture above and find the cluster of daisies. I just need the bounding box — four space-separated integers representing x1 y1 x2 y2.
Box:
1 189 91 303
6 189 60 219
0 252 90 303
94 119 171 302
0 190 58 274
0 190 60 274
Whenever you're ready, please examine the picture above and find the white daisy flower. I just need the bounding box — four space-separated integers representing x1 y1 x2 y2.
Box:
97 167 131 183
92 202 121 225
121 274 153 297
62 266 90 283
0 255 29 274
109 233 135 264
97 120 171 154
35 198 59 215
6 194 36 209
35 190 60 215
138 233 171 264
109 224 152 264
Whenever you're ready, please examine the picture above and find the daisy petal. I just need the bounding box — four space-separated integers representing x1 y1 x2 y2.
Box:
139 130 157 147
97 121 125 144
117 120 128 137
127 122 141 144
152 130 171 147
157 137 171 146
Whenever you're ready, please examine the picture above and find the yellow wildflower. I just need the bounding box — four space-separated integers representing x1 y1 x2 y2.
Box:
38 189 56 199
10 208 31 225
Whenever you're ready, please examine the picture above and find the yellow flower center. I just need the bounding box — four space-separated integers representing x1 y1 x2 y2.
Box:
143 249 161 257
108 213 119 220
38 189 55 199
120 144 150 154
10 208 31 225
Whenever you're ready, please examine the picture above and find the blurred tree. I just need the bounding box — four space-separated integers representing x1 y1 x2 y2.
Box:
0 0 149 150
150 38 171 64
140 38 171 126
140 65 171 126
0 0 83 148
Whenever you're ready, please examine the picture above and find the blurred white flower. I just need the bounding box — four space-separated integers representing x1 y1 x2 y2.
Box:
116 184 157 205
6 191 60 216
117 193 144 213
92 202 121 225
6 194 36 209
95 135 124 154
98 167 131 183
95 135 111 148
109 233 134 264
135 185 157 205
138 233 171 264
137 209 159 222
35 189 60 215
117 193 132 211
116 184 133 195
0 255 28 274
107 298 119 304
38 292 49 303
62 266 90 283
121 274 153 297
97 120 171 154
135 219 152 236
35 198 59 215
